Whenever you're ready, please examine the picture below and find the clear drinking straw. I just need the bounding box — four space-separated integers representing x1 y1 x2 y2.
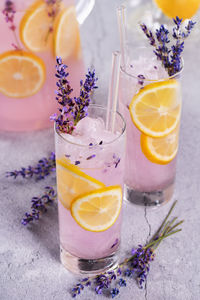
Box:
117 5 127 69
106 51 121 132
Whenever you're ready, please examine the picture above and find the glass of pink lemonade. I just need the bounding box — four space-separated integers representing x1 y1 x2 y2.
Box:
119 46 182 206
55 104 126 274
0 0 94 131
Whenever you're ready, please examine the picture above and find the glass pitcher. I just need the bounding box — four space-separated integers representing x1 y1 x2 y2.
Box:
0 0 95 131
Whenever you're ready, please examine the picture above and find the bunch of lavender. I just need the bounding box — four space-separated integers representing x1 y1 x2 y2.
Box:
71 201 184 298
21 186 57 225
140 17 195 76
2 0 20 49
51 57 98 134
6 152 56 181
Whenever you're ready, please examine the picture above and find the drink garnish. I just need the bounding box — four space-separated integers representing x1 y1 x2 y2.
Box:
3 0 20 49
51 56 98 134
0 50 46 98
129 79 181 138
140 17 195 76
56 158 105 209
71 185 122 232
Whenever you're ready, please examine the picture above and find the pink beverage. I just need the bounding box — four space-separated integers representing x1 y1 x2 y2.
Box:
0 0 93 131
55 105 126 274
119 54 182 206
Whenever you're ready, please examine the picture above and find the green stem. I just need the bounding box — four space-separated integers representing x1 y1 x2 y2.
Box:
149 200 177 244
167 220 184 233
153 217 179 249
153 229 182 250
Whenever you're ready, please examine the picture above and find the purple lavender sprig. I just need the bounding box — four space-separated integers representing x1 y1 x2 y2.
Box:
140 17 196 76
21 186 57 225
6 152 56 181
3 0 20 49
51 57 98 134
73 69 98 126
3 0 16 31
71 201 184 298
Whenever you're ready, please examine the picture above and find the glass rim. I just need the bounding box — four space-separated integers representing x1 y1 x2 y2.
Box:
54 104 126 147
120 55 184 82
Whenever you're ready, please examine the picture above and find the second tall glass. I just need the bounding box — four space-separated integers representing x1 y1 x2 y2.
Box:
119 47 182 206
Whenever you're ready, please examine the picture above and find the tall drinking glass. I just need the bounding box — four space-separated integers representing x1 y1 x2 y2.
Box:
118 46 182 206
55 104 126 274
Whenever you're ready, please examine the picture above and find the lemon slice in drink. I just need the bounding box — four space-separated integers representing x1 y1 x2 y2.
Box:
129 80 181 138
154 0 200 20
56 159 105 209
0 50 45 98
53 6 81 59
20 0 54 52
141 126 179 164
71 186 122 232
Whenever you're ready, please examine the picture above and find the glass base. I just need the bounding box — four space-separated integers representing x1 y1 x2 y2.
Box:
124 182 174 207
60 245 119 275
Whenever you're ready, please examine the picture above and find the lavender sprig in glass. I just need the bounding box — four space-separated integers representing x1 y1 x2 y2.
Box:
2 0 20 49
6 152 56 181
140 17 195 76
71 201 184 298
51 57 98 134
45 0 61 40
21 186 57 225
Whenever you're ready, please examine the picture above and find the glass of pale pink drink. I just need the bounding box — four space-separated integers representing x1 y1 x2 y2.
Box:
55 104 126 274
119 47 182 206
0 0 94 131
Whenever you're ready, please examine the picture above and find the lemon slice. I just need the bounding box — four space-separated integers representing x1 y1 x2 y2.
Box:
0 50 45 98
141 125 179 164
71 186 122 232
129 79 181 138
20 0 55 52
154 0 200 19
53 6 81 59
56 158 105 209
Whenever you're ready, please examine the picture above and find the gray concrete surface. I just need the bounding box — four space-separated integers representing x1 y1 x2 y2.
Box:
1 0 200 299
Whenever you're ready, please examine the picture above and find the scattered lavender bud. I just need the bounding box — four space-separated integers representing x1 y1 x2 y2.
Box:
111 288 119 298
111 238 119 248
86 154 96 160
137 74 145 85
